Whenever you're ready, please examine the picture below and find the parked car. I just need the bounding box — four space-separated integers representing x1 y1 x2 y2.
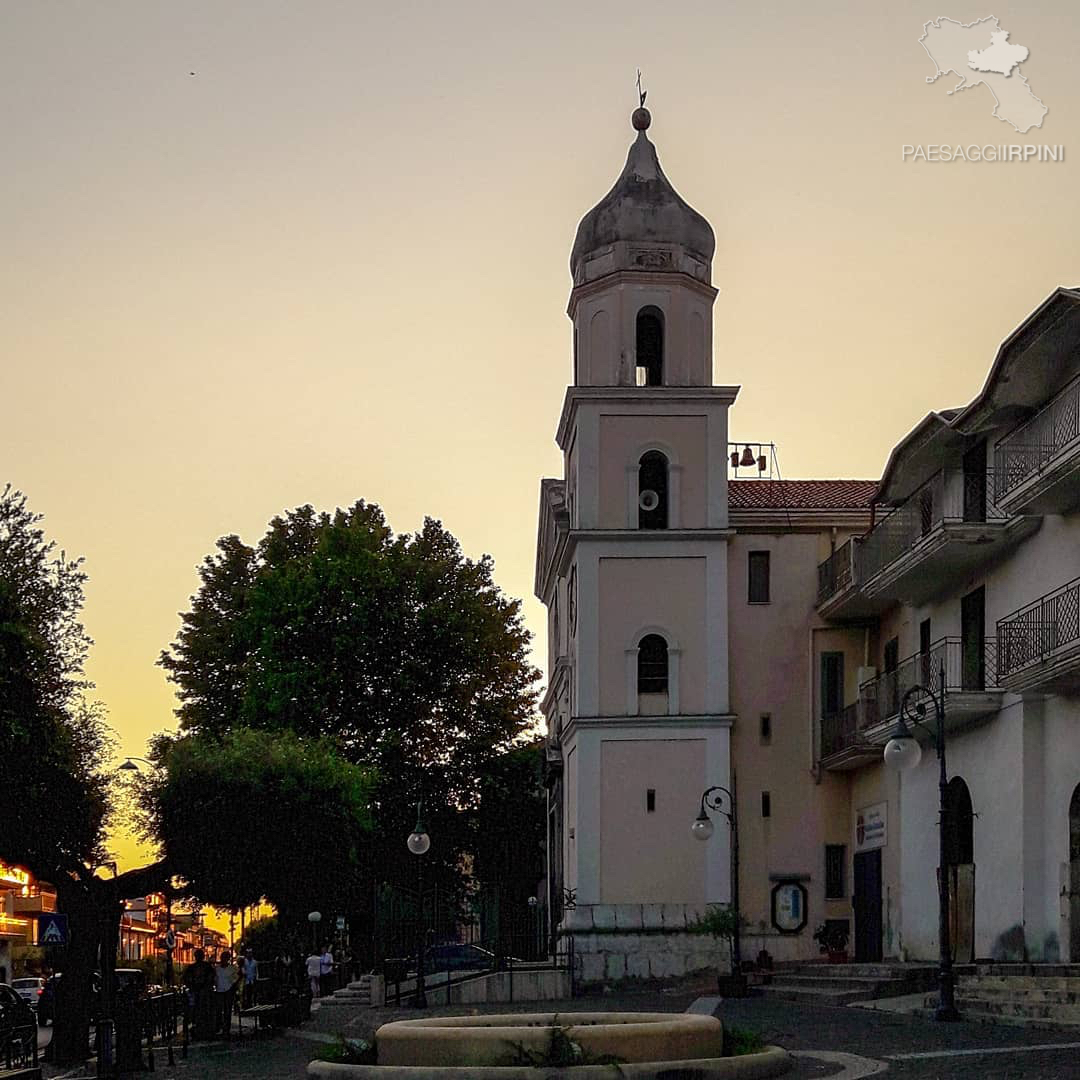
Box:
0 982 37 1055
10 977 45 1011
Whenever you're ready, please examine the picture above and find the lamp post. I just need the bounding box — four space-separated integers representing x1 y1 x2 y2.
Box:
883 660 959 1022
406 803 430 1009
690 779 742 983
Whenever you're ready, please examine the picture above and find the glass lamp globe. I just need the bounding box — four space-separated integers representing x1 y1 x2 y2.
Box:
407 830 431 856
690 815 715 842
307 911 322 924
884 735 922 772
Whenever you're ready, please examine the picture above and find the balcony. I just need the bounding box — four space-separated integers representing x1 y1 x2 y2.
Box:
859 637 1003 738
858 469 1038 605
816 538 891 620
820 701 883 770
996 576 1080 693
993 375 1080 515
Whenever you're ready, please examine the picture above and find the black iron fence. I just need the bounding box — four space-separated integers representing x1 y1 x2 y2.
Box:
859 470 1009 583
96 990 186 1077
383 931 574 1007
997 576 1080 679
817 539 855 606
820 702 861 758
993 375 1080 500
0 1012 37 1074
859 637 999 728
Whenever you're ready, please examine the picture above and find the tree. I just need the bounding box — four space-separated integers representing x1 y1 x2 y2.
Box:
0 485 165 1064
159 503 540 914
0 488 377 1064
141 728 374 924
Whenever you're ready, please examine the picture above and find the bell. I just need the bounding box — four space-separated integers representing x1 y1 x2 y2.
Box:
730 451 740 469
740 445 756 467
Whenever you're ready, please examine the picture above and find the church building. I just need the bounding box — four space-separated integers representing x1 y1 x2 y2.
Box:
536 103 1080 984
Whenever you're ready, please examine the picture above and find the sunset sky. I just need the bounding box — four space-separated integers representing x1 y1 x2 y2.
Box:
4 1 1079 866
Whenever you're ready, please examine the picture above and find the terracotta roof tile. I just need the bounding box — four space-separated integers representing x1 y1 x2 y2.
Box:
728 480 877 510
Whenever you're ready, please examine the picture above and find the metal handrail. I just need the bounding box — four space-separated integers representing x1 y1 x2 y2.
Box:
994 375 1080 499
859 637 999 727
820 701 862 758
859 470 1009 583
996 575 1080 678
817 539 855 606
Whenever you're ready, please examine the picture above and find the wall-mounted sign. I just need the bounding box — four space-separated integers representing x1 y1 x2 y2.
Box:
37 912 68 947
855 802 887 852
771 880 808 934
0 863 30 888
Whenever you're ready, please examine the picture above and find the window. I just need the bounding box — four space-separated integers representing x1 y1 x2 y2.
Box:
761 791 771 818
825 844 846 899
638 451 669 529
637 634 669 694
635 307 664 386
760 712 772 744
821 652 844 717
646 789 656 813
748 551 770 603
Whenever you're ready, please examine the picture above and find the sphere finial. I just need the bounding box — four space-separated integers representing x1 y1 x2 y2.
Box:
632 106 651 131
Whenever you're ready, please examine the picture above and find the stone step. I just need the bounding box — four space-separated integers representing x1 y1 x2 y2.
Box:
956 985 1080 1004
760 984 889 1006
786 963 935 980
958 976 1080 992
927 993 1080 1024
769 974 906 992
976 964 1080 978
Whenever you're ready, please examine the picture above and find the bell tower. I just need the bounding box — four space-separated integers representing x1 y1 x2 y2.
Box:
536 104 740 983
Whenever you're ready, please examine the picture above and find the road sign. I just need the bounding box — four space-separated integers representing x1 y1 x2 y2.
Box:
335 916 345 931
37 912 68 946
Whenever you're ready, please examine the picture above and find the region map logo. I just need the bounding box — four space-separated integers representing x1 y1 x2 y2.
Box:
903 16 1061 163
920 15 1046 133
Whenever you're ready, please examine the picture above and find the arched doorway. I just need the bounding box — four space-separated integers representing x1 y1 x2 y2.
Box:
944 776 975 963
1069 784 1080 961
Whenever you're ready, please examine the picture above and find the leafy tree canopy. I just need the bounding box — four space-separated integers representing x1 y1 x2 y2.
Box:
142 727 374 919
159 502 541 897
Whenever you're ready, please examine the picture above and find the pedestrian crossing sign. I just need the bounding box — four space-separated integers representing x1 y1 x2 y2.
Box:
37 913 68 946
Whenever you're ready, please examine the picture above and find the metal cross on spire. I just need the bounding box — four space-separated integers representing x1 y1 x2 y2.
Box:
636 69 647 107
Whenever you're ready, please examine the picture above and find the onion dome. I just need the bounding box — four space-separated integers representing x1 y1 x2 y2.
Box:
570 107 715 286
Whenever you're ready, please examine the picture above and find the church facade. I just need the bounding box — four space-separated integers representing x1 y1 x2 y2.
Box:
536 106 1080 983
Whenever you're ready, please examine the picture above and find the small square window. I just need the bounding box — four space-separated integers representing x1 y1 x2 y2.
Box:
749 551 770 604
761 791 771 818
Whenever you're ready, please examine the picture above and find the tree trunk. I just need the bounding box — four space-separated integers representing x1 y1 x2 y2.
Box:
48 879 100 1066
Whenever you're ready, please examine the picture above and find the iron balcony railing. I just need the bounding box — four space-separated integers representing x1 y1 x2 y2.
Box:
820 701 862 759
994 375 1080 500
860 636 1000 728
996 575 1080 679
817 538 855 606
859 469 1009 584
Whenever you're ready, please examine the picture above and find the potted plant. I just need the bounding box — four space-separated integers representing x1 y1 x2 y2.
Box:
813 922 850 963
689 905 751 996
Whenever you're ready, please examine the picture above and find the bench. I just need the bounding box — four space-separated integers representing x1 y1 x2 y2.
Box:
236 1003 284 1038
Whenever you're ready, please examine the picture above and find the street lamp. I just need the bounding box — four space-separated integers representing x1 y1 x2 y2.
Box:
883 660 959 1022
307 911 322 953
691 781 742 984
117 756 155 771
407 803 430 1009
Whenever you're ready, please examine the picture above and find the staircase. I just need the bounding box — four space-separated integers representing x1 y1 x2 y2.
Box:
924 965 1080 1028
760 963 938 1006
321 973 385 1008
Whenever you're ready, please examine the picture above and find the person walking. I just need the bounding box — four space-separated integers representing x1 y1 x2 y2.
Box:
181 949 215 1039
241 948 258 1009
319 943 335 996
214 950 239 1038
306 948 322 999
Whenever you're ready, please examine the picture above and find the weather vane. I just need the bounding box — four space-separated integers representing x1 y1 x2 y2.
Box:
636 69 647 107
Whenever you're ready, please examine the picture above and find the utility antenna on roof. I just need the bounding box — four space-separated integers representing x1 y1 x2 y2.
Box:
636 69 647 108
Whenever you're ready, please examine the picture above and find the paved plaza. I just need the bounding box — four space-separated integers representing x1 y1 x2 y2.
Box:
39 988 1080 1079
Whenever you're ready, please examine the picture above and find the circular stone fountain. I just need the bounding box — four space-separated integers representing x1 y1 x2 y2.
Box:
306 1010 793 1079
